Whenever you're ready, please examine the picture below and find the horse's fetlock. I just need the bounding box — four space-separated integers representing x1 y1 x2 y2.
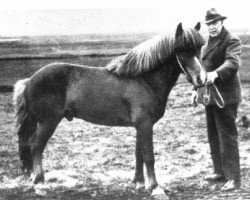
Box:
33 173 44 185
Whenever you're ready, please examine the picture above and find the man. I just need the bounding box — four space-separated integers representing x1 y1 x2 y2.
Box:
193 8 242 191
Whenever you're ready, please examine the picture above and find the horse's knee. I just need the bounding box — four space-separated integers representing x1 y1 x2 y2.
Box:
30 134 41 152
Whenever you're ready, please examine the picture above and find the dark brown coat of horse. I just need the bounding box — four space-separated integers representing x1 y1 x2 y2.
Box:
13 23 206 197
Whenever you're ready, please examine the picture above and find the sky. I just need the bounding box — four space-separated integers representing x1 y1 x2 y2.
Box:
0 0 249 36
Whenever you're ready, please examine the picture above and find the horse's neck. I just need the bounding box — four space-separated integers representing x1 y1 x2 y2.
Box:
160 63 180 97
142 62 180 102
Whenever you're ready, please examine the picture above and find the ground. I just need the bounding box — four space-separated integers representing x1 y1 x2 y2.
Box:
0 82 249 200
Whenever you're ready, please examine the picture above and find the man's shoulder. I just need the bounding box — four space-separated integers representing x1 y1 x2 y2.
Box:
231 34 241 43
224 28 241 42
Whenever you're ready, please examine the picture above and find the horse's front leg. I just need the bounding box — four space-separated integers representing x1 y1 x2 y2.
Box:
135 119 157 191
135 118 169 199
133 133 145 190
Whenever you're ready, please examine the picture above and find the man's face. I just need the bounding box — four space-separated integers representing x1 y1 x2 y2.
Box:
206 20 223 37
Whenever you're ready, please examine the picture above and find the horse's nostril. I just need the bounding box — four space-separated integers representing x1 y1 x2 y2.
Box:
186 75 193 83
197 75 202 85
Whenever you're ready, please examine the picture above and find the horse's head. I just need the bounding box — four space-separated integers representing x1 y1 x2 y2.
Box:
174 22 206 87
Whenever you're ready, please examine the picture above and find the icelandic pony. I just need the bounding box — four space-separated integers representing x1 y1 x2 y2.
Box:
13 23 206 196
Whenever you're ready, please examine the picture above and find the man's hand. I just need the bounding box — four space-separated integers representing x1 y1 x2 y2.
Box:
207 71 218 84
191 90 198 107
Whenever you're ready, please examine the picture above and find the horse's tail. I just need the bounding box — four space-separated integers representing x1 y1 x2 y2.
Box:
13 78 36 175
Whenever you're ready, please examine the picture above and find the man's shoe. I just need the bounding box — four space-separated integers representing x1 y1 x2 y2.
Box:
204 174 226 182
221 180 240 192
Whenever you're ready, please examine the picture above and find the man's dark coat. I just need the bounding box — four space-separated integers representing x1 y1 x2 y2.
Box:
201 27 242 105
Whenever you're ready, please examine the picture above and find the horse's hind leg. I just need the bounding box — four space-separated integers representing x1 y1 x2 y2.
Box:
17 116 37 177
30 119 60 186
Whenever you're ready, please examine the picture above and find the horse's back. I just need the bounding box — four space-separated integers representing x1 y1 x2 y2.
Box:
25 62 159 126
28 62 96 94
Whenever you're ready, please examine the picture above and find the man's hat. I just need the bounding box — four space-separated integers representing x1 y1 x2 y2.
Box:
205 8 227 24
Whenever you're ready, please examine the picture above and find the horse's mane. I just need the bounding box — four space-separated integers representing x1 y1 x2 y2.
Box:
107 27 205 77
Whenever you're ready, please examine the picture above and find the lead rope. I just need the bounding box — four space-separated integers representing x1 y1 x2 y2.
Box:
176 55 193 83
205 83 225 108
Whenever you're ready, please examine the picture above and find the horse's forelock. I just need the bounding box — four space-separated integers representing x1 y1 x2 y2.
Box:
174 28 205 52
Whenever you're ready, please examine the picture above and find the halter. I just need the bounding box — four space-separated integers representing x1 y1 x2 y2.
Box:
176 55 193 83
176 55 209 86
176 55 188 76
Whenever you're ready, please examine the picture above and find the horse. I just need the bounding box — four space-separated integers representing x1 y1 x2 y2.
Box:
13 22 206 197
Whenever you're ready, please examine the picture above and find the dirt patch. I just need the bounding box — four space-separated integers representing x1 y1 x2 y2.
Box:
0 83 249 200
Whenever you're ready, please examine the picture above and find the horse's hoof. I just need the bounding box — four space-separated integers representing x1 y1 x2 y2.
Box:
34 183 48 196
151 187 169 200
23 184 34 192
35 188 47 196
136 182 145 191
23 182 34 192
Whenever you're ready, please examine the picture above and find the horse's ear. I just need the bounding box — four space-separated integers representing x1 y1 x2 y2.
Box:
175 23 183 37
194 22 201 31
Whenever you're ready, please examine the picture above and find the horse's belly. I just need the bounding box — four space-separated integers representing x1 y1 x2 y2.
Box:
75 110 132 127
72 98 133 127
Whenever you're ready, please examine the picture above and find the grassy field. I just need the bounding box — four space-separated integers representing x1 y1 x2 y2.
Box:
0 33 154 87
0 33 250 86
0 33 250 200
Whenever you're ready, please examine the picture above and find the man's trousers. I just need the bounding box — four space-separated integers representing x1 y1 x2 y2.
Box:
205 103 240 184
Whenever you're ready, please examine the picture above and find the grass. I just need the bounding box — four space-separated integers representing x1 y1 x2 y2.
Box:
0 33 250 87
0 83 249 200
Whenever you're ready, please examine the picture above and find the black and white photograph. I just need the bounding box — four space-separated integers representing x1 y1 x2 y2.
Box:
0 0 249 199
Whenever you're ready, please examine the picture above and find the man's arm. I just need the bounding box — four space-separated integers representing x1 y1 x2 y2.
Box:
215 36 242 81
